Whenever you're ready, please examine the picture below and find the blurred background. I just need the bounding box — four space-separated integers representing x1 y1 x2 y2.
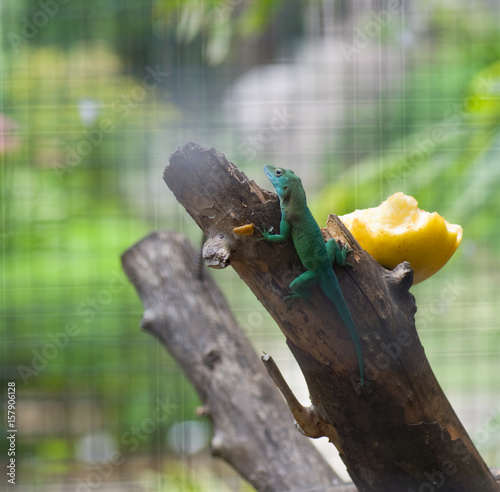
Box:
1 0 500 490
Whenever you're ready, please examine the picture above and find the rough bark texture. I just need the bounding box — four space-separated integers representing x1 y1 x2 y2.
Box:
121 230 344 492
160 141 500 492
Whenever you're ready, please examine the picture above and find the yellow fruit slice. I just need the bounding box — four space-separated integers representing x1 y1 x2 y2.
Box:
233 223 255 236
338 192 463 285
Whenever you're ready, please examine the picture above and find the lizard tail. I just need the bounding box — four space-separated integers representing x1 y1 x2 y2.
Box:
320 272 365 386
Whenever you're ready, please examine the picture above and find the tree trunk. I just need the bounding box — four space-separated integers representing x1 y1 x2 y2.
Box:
159 141 500 492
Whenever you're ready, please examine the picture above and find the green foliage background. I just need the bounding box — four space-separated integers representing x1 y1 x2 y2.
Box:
1 0 500 489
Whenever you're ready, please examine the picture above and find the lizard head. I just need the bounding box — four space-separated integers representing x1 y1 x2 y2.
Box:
263 165 301 199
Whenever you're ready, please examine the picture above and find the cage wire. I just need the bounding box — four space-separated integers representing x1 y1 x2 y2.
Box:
1 1 500 490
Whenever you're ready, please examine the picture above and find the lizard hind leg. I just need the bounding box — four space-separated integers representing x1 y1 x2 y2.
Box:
285 290 312 310
285 270 318 309
326 238 353 267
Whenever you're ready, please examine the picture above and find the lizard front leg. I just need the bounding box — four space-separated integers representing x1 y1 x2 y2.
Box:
258 212 292 243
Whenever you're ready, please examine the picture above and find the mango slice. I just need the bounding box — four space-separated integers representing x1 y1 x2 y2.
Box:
339 192 463 284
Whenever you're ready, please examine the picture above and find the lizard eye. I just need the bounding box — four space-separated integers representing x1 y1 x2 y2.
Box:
275 169 283 176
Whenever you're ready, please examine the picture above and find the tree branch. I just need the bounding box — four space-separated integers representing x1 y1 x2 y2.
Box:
161 141 500 492
121 230 343 492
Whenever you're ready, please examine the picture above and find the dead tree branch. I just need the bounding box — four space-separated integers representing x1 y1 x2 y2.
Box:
122 230 344 492
159 141 500 492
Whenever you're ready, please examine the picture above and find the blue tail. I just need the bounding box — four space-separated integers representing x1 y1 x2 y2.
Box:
320 271 365 386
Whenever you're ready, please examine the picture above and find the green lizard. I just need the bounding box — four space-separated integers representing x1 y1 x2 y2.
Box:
260 165 365 386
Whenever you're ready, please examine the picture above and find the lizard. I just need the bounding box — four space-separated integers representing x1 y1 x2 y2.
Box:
259 164 365 386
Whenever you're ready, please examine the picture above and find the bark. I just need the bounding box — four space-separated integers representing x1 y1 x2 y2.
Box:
160 141 500 492
121 230 343 492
